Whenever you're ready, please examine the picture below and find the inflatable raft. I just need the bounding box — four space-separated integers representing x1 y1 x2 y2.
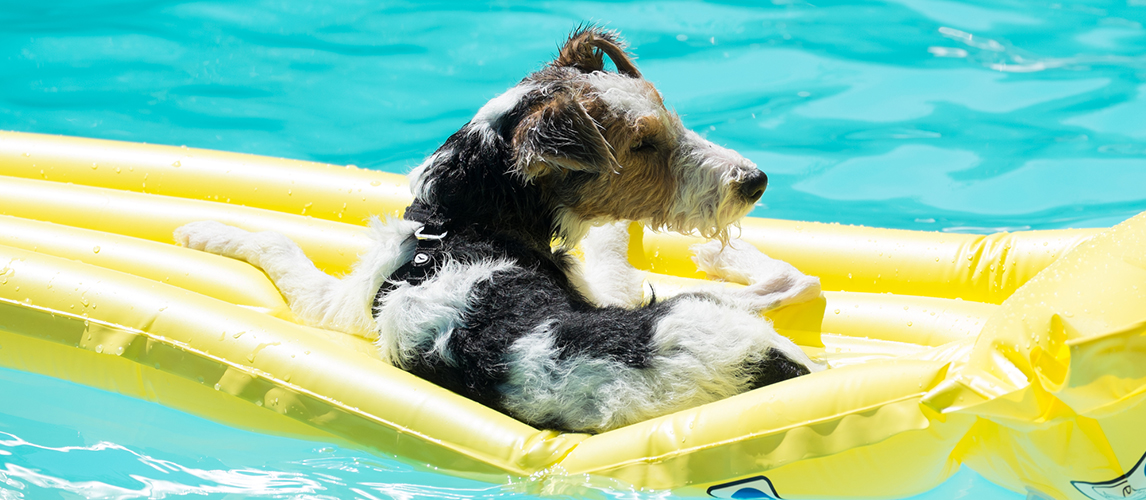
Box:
1 130 1143 500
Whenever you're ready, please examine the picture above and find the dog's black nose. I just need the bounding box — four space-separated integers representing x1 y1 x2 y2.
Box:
736 170 768 202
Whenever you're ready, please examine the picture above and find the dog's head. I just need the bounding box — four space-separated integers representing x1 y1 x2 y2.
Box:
412 27 766 244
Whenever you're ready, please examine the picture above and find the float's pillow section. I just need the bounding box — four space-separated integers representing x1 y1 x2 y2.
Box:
925 212 1146 500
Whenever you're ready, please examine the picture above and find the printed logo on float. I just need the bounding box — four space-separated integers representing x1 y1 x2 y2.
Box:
707 476 780 499
1073 450 1146 500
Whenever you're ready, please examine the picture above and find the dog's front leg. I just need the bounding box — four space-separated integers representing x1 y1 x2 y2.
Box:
691 239 821 312
174 220 413 338
575 221 648 308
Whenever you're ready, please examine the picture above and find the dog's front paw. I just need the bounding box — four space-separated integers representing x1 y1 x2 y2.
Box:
693 238 822 311
174 221 252 255
578 221 646 308
581 221 632 263
691 239 762 285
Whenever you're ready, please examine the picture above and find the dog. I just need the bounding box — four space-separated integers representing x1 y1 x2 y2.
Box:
174 27 823 434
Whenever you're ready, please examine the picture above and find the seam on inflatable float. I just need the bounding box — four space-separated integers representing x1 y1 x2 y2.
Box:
565 392 927 473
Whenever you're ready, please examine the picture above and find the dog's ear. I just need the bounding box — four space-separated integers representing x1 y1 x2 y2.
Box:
554 26 641 78
512 92 619 180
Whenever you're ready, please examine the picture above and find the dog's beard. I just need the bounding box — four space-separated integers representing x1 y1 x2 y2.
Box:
651 181 755 244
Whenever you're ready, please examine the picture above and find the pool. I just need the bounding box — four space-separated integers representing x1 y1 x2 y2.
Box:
2 0 1144 498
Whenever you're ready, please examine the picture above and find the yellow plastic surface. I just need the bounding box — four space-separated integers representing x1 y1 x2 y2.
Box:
641 220 1100 304
0 174 368 276
0 214 292 319
0 130 409 223
923 211 1146 500
1 130 1142 500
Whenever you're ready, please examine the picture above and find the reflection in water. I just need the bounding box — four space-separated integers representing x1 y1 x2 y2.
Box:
0 430 528 500
1 433 322 498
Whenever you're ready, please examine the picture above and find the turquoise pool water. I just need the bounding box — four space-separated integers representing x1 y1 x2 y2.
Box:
1 0 1144 498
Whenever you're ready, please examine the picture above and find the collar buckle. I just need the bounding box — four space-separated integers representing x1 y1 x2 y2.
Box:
414 226 448 241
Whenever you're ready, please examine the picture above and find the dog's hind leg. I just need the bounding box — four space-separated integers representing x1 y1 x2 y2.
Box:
691 239 821 313
575 221 648 308
174 218 418 338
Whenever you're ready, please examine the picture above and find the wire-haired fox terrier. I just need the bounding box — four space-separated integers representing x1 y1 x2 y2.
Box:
175 27 823 434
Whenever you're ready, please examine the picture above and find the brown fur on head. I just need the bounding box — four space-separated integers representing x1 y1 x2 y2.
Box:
499 27 764 243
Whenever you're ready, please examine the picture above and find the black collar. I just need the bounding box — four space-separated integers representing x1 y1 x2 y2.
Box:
372 200 450 312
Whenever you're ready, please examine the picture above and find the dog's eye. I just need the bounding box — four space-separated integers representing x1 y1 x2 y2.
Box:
630 139 658 154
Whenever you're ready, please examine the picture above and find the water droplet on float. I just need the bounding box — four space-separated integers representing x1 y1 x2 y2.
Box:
907 321 913 327
91 162 98 170
834 309 840 314
92 246 100 254
370 180 382 186
116 346 124 355
214 383 221 391
95 344 103 353
172 160 181 167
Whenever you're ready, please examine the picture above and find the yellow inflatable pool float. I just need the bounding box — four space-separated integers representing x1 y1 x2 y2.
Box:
0 130 1142 500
